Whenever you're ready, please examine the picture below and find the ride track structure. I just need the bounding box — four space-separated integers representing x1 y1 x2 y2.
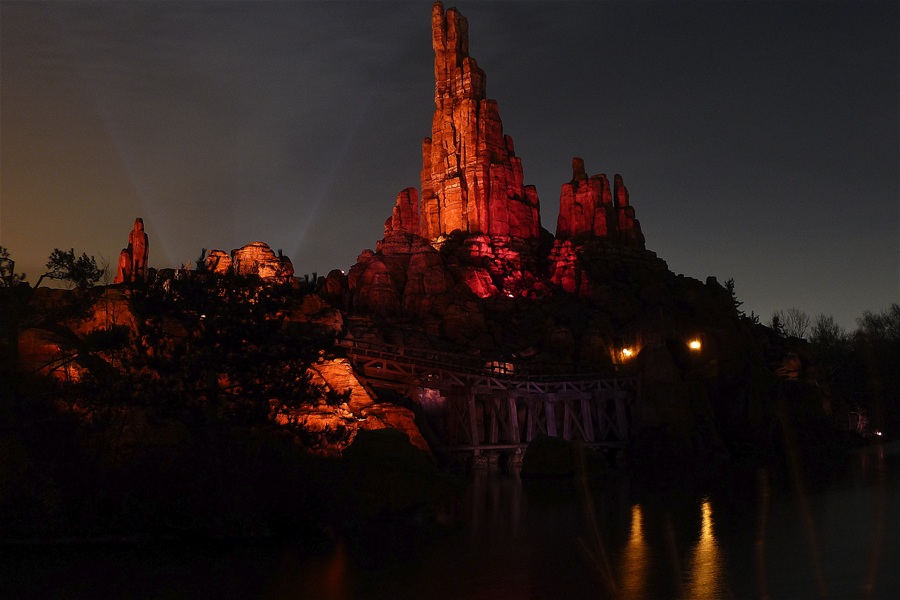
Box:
337 339 637 456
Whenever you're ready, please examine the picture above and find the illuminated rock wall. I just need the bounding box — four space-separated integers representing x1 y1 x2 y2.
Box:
555 158 644 247
420 2 541 241
352 2 664 314
205 241 294 281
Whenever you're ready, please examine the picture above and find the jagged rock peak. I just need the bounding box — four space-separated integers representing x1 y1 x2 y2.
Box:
114 218 149 284
555 160 644 247
419 2 541 242
432 2 482 101
384 187 420 238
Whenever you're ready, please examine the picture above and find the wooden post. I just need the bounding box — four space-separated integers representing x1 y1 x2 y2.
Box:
468 387 480 447
545 393 557 437
489 396 500 444
581 394 595 442
562 398 573 440
507 392 520 444
526 396 538 442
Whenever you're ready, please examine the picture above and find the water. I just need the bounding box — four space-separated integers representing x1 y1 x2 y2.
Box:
4 442 899 599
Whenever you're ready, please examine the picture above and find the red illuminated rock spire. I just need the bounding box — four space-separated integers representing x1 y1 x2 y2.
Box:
114 218 149 284
383 188 420 237
362 3 663 310
419 1 541 241
555 159 644 246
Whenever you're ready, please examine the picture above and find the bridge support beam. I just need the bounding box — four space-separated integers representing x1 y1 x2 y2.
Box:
544 394 558 437
507 393 520 444
339 339 636 454
467 387 479 449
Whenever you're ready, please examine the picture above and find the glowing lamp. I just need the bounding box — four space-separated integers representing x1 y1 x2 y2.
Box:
688 340 702 351
622 348 634 358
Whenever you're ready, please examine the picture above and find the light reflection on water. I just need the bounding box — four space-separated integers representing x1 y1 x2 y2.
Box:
684 499 723 600
5 442 899 599
612 497 724 599
619 504 648 598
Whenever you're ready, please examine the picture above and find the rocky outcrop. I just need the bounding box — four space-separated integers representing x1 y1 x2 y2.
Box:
348 3 664 316
283 293 344 336
114 218 150 284
555 160 645 246
420 2 541 241
384 188 420 237
18 327 83 382
343 2 671 336
349 235 456 317
18 287 140 382
548 159 661 294
205 242 294 281
204 250 232 275
283 358 430 457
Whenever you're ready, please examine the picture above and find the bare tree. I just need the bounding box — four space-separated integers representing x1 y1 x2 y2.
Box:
98 255 113 286
810 314 847 348
775 307 811 339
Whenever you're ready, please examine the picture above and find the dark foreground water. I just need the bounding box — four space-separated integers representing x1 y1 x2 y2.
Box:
4 441 899 599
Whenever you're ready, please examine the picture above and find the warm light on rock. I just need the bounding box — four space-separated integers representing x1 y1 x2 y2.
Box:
113 218 150 284
420 2 541 241
229 242 294 281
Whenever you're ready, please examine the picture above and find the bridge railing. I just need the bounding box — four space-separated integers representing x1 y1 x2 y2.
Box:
336 338 636 383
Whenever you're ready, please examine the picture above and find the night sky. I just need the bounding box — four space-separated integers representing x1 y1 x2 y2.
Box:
2 1 897 329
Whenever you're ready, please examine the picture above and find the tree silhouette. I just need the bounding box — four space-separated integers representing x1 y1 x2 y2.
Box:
34 248 105 289
0 246 26 287
773 307 811 339
116 273 338 431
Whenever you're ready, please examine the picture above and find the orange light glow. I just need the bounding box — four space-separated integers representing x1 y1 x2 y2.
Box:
685 499 723 599
613 345 640 365
620 504 647 597
688 339 702 351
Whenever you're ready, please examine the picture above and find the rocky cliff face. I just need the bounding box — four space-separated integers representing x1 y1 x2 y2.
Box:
555 159 644 246
11 3 783 466
206 241 294 281
420 3 541 243
345 2 667 340
328 4 790 465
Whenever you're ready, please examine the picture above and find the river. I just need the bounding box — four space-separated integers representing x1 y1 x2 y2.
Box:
5 441 899 599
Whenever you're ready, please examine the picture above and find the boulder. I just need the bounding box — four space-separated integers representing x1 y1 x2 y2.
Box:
231 242 294 281
204 250 232 275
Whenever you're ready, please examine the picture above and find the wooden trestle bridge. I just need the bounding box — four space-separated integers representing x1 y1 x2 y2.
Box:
338 339 637 457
